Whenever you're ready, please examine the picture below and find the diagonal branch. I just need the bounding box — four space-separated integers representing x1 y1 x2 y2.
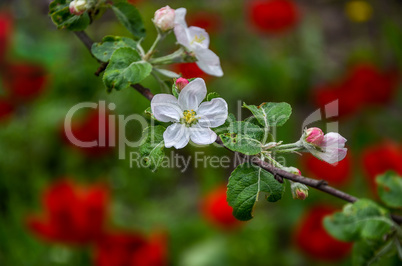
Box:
73 31 402 225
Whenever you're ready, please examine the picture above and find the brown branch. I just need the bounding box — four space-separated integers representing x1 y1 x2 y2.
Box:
72 31 402 225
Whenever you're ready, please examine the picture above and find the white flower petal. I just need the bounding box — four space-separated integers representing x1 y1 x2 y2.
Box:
309 132 348 163
197 98 228 128
151 94 182 122
174 8 187 27
194 48 223 77
190 124 217 145
173 24 190 49
163 123 190 149
178 78 207 111
323 132 347 147
188 26 210 49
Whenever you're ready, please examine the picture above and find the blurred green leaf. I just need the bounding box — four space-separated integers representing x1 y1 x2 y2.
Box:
376 171 402 209
139 126 166 171
324 199 393 242
243 102 292 129
111 3 146 39
227 163 284 221
92 36 137 62
219 122 265 155
103 47 152 92
353 239 397 266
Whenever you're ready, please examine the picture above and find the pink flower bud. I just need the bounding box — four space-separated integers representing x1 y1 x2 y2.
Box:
296 189 307 200
291 182 309 200
175 77 189 90
304 127 324 146
284 167 301 176
154 6 175 31
69 0 87 16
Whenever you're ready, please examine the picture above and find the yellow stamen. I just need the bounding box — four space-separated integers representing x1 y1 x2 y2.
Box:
181 110 199 127
190 35 206 45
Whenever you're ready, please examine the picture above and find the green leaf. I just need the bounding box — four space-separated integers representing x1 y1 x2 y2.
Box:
353 239 397 266
49 0 90 31
103 47 152 92
139 126 166 171
207 92 220 101
227 163 284 221
212 113 236 135
243 102 292 129
112 3 146 38
219 122 266 155
376 171 402 209
324 199 393 242
92 36 137 62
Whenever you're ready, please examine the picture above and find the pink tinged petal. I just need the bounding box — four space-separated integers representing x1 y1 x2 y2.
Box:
163 123 190 149
197 98 228 128
190 124 217 145
310 133 348 163
188 26 210 49
151 94 182 122
174 24 191 49
194 48 223 77
174 8 187 27
178 78 207 111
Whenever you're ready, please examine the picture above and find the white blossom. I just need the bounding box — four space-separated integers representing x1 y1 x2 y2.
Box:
151 78 228 149
173 8 223 77
303 132 347 164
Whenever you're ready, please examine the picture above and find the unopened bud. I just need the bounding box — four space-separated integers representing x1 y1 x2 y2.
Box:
303 127 324 146
175 77 189 90
154 6 175 32
69 0 88 16
291 182 309 200
283 167 302 176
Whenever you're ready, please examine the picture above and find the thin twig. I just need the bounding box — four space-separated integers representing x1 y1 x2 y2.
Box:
72 30 402 225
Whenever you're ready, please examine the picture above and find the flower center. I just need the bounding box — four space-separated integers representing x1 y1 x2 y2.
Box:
190 35 206 45
181 109 199 127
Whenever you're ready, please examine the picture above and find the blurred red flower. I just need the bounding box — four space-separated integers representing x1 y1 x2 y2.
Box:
0 11 13 64
248 0 299 34
187 11 222 34
172 62 209 80
95 232 167 266
201 185 243 230
314 64 399 118
62 109 115 157
301 153 352 187
0 98 14 121
294 205 352 261
362 142 402 194
2 62 48 101
27 180 109 245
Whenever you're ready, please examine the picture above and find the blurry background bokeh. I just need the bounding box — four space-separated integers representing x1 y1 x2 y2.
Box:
0 0 401 265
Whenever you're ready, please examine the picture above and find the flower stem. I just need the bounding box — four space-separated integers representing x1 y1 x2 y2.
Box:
149 48 196 65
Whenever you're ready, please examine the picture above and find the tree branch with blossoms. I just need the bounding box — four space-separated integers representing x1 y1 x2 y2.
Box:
53 1 402 264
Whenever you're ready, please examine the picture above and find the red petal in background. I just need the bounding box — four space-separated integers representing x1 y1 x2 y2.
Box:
62 109 115 157
313 63 400 118
95 231 167 266
248 0 299 34
172 62 210 81
2 62 48 101
362 142 402 195
294 205 352 261
301 153 352 187
0 98 14 121
201 185 243 230
0 11 13 64
27 179 109 245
